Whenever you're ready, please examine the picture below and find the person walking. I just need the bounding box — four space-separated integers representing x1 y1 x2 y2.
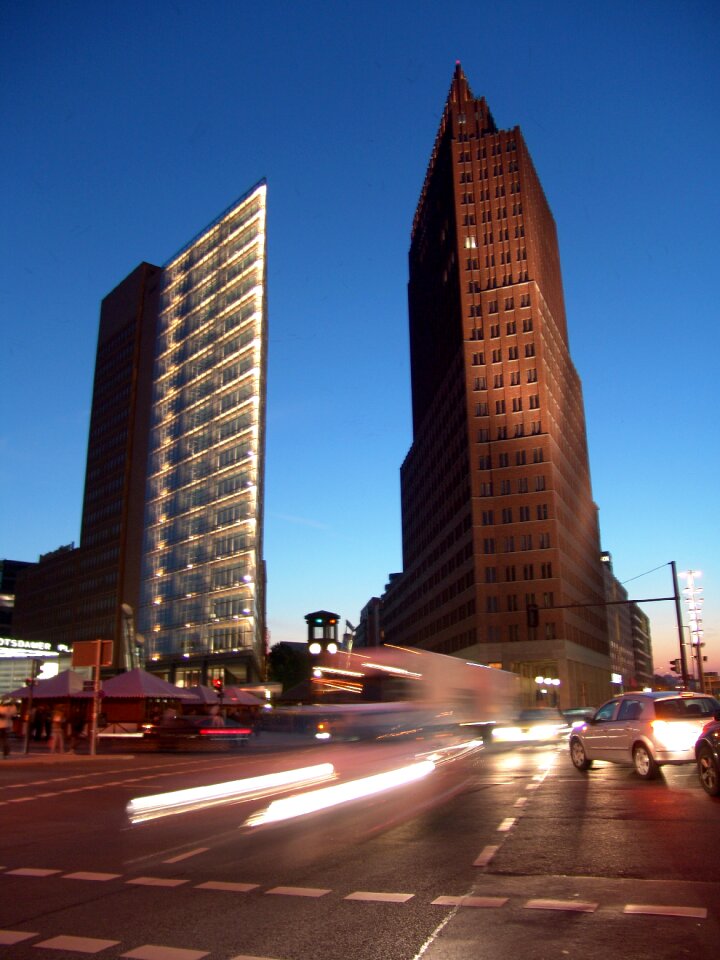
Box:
48 705 67 754
0 699 18 758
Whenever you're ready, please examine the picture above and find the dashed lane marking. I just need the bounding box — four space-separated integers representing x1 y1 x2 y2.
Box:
513 797 528 807
120 946 209 960
525 898 598 913
34 934 120 953
6 868 61 877
63 871 122 882
497 817 516 832
345 891 414 903
0 930 38 944
163 848 209 864
266 886 331 898
195 881 259 892
473 845 500 866
126 876 189 888
432 895 508 908
624 904 708 919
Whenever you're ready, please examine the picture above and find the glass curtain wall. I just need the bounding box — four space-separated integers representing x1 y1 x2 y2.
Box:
140 182 267 668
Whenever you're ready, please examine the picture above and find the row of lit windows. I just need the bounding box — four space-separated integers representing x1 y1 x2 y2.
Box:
486 564 553 583
467 273 530 292
462 203 522 225
476 421 542 440
481 533 552 551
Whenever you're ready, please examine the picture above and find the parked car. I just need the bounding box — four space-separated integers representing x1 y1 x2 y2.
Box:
143 714 252 750
491 707 570 744
569 691 720 780
695 710 720 797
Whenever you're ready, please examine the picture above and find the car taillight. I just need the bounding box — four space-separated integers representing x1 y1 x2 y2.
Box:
199 728 251 736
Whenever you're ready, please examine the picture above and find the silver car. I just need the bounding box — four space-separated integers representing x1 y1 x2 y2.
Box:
569 691 720 780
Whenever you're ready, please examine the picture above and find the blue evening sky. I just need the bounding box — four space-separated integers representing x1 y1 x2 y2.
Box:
1 1 718 673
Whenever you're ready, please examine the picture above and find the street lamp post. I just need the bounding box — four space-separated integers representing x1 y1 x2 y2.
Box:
682 570 705 693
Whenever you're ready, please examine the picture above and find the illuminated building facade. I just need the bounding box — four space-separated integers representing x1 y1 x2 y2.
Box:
381 65 611 708
139 182 268 686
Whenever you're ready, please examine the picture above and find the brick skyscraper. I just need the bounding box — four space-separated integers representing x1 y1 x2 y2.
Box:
382 65 611 708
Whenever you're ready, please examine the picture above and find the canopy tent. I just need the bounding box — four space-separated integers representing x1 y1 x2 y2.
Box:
223 687 265 706
97 668 197 700
6 669 87 700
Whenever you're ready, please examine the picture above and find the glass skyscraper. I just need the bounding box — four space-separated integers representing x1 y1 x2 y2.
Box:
139 182 268 686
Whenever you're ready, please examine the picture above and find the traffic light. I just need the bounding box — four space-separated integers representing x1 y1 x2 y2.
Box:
212 676 224 696
526 604 539 629
669 659 681 673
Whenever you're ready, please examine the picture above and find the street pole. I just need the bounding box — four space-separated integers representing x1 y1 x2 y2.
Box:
670 561 691 689
90 640 102 756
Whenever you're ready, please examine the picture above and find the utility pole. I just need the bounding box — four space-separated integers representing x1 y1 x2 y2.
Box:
670 561 691 689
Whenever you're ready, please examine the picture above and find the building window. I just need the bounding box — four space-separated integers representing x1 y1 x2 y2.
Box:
485 567 497 583
507 594 518 611
508 346 518 360
461 193 474 204
502 507 513 523
508 624 520 642
483 537 495 554
479 454 492 469
494 374 504 388
500 479 511 495
475 401 489 416
466 258 479 270
464 236 478 248
472 352 485 365
523 564 535 580
492 349 502 363
529 394 540 409
497 426 507 439
506 567 517 583
512 397 522 412
525 342 536 357
506 320 516 334
531 420 542 434
474 375 487 390
478 428 490 442
488 300 498 313
539 533 551 549
504 297 514 310
519 506 531 521
522 316 533 331
518 477 528 493
516 450 526 465
527 368 537 383
490 323 500 338
486 596 499 613
510 371 520 386
504 536 515 551
460 172 473 183
537 504 548 520
535 476 546 491
499 452 509 467
482 510 494 525
480 482 494 496
495 399 506 414
533 447 544 463
541 563 553 579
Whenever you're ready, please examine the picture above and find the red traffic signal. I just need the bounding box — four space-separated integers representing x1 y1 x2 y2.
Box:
212 677 224 692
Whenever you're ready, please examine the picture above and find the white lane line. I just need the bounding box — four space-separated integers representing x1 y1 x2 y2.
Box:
473 845 500 866
120 946 209 960
163 848 209 864
0 930 38 944
497 818 516 832
7 796 41 803
624 904 707 919
6 868 60 877
525 898 597 913
513 797 528 808
126 877 189 888
432 895 508 908
525 783 538 791
266 886 331 898
63 871 121 882
227 955 285 960
34 934 120 953
345 891 414 903
195 881 258 893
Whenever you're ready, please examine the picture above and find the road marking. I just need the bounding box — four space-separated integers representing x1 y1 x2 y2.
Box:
163 848 209 864
497 818 516 832
432 895 508 908
120 946 209 960
624 904 707 919
473 845 500 866
266 886 331 897
0 930 38 944
63 871 121 882
126 877 189 888
34 934 120 953
513 797 528 807
525 783 538 791
525 898 598 913
195 881 259 893
345 891 414 903
7 796 41 803
227 955 285 960
6 868 60 877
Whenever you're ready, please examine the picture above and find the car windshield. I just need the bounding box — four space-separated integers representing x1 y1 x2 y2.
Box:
654 697 719 720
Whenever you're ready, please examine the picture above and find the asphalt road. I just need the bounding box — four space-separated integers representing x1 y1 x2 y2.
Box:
1 736 719 959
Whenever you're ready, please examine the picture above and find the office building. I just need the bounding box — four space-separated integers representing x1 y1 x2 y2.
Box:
381 65 611 708
15 182 268 686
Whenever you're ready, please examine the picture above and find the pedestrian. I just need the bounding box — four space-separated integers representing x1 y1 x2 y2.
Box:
32 704 48 741
48 705 67 753
0 699 18 758
69 709 86 753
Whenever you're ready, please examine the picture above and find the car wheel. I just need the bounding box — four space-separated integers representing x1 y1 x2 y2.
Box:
570 737 592 771
632 743 658 780
697 746 720 797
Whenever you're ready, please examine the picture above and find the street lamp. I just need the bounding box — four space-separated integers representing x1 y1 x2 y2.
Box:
681 570 706 693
